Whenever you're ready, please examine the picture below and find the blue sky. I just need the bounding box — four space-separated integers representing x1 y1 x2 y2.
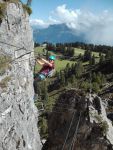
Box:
22 0 113 20
22 0 113 45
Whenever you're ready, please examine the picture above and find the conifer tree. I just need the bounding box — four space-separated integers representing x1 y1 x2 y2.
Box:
92 72 96 82
42 81 48 102
70 75 76 84
92 55 96 65
60 71 65 86
93 82 100 92
101 74 106 86
75 61 84 78
83 50 92 61
99 55 105 64
71 63 75 74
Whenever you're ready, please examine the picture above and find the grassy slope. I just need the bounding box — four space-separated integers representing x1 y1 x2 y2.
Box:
34 47 76 72
74 48 99 57
34 46 100 72
55 59 75 72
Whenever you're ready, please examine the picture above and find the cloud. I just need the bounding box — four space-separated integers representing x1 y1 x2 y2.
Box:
30 19 49 28
31 4 113 45
55 4 78 23
30 17 60 29
81 11 113 45
54 5 113 45
48 16 61 24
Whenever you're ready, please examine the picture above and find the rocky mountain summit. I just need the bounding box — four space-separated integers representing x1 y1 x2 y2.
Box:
33 24 85 44
43 90 113 150
0 1 41 150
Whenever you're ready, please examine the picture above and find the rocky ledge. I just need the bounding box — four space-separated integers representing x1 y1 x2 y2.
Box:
43 90 113 150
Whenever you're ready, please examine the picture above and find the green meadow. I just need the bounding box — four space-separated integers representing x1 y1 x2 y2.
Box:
34 47 76 72
34 46 100 73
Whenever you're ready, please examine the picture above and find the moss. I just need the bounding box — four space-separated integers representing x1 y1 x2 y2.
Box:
8 0 19 4
0 2 7 22
22 4 32 15
94 114 109 135
100 121 109 135
0 0 19 23
95 114 103 122
0 55 12 76
0 76 11 89
3 0 19 2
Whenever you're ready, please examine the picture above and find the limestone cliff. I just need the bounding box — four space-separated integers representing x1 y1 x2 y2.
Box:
43 90 113 150
0 1 41 150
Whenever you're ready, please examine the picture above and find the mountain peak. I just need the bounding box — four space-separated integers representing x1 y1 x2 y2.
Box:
33 23 85 43
48 23 69 29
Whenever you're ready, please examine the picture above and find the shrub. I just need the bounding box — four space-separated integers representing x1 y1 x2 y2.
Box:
95 115 103 122
35 101 44 111
22 4 32 15
38 116 48 139
92 82 100 93
44 97 55 112
7 0 19 3
0 76 11 89
80 81 90 91
0 0 19 23
94 115 109 135
100 121 109 135
0 55 12 75
0 3 7 22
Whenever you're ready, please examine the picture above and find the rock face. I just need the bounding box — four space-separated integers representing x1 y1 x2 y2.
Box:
43 90 113 150
0 1 41 150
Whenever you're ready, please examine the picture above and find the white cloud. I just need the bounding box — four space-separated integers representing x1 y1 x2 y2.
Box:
55 4 78 27
55 5 113 45
30 19 49 28
30 17 60 29
31 4 113 45
48 16 61 24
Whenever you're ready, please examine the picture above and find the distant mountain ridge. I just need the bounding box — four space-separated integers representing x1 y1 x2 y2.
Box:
32 24 86 43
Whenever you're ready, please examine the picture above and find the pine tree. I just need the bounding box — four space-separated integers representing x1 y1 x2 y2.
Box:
96 73 101 85
92 82 100 93
65 63 70 77
83 50 92 61
73 63 77 75
42 81 49 102
56 71 60 80
75 61 84 78
80 81 89 91
71 63 75 74
99 52 102 57
100 74 106 87
92 72 96 82
78 53 82 60
99 55 105 64
39 117 48 138
70 75 75 84
89 55 95 66
60 71 66 86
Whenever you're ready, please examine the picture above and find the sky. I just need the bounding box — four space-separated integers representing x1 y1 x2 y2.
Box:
22 0 113 45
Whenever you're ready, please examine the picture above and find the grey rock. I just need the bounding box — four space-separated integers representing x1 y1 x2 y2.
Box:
43 90 113 150
0 1 41 150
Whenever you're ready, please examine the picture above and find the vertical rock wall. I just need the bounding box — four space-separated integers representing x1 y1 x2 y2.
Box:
0 1 41 150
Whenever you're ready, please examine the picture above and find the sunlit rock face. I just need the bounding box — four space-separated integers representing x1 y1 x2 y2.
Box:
0 1 41 150
43 90 113 150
